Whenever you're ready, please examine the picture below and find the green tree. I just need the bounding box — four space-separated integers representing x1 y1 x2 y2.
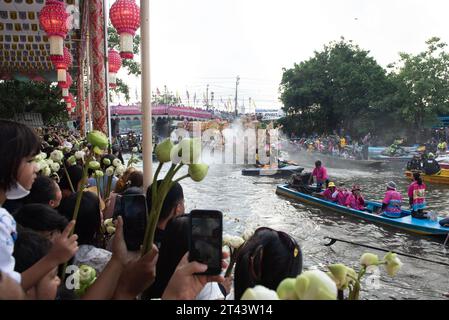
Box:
388 37 449 140
279 38 391 137
0 80 68 124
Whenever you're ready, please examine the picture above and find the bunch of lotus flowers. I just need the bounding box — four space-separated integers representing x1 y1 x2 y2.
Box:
222 230 254 277
141 138 209 255
34 151 62 178
241 252 403 300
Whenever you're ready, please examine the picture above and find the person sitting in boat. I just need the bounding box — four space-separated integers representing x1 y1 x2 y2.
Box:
407 155 421 171
336 183 350 206
378 181 403 218
345 185 366 211
422 153 441 176
437 140 447 155
320 182 338 202
408 172 427 219
308 160 329 190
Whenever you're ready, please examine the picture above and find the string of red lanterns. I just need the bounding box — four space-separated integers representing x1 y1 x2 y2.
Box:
58 72 73 98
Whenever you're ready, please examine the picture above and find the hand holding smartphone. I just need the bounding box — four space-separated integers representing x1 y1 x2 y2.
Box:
189 210 223 275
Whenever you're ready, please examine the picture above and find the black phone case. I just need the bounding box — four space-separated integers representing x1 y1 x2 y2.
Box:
188 210 223 275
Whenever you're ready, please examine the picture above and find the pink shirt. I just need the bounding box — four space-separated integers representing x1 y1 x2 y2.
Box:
382 190 402 214
407 182 426 206
322 188 337 202
345 193 365 210
312 166 328 183
336 190 349 206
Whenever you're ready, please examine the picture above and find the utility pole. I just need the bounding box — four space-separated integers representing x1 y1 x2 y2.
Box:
206 84 209 110
234 75 240 116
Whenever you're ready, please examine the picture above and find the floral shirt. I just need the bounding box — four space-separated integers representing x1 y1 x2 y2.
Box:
0 207 21 283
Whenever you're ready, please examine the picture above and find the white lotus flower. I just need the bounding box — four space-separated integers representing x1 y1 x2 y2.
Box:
241 285 279 300
132 147 138 153
295 270 338 300
360 253 380 267
242 229 255 241
75 151 85 160
42 166 51 177
50 162 60 173
222 234 232 247
50 150 64 162
105 166 115 176
115 165 126 176
112 159 122 167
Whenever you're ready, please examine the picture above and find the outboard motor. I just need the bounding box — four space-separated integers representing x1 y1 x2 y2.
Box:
289 172 318 194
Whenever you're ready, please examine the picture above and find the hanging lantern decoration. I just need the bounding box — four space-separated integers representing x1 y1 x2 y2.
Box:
50 46 72 82
58 72 72 97
110 0 140 59
108 49 122 88
64 94 75 113
38 0 70 56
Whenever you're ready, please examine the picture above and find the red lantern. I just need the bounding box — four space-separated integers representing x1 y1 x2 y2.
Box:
39 0 69 56
108 49 122 88
110 0 140 59
50 46 72 82
58 72 72 97
64 94 75 112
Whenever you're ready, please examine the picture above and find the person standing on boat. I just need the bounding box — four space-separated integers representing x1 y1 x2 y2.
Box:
378 181 403 218
308 161 329 190
408 172 427 219
345 185 366 210
320 182 338 202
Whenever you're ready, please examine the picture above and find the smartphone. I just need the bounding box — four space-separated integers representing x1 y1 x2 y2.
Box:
116 194 147 251
189 210 223 275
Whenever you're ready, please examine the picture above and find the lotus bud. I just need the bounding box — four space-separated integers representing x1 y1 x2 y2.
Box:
50 150 64 162
36 160 48 171
112 159 122 167
241 285 279 300
295 270 338 300
155 138 174 163
328 264 355 290
95 170 104 178
67 156 77 166
75 265 97 297
132 147 138 153
277 278 299 300
46 159 54 166
229 236 245 249
242 229 255 241
50 162 60 173
188 163 209 182
103 158 111 166
360 253 379 267
179 138 201 164
222 234 232 247
106 226 116 234
93 146 104 156
383 252 403 277
105 166 115 176
88 161 101 170
75 151 85 160
87 130 109 149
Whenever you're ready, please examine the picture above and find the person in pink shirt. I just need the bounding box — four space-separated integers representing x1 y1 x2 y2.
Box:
308 161 329 190
345 185 366 211
320 182 338 202
336 184 350 206
379 181 403 218
408 172 427 219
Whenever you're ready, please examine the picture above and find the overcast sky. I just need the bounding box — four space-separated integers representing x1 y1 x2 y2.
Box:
113 0 449 111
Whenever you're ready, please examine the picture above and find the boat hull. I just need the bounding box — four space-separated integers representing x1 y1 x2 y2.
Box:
242 165 303 177
405 170 449 185
301 152 385 169
276 184 449 236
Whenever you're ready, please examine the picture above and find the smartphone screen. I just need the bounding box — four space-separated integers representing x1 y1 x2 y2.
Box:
119 194 147 251
189 210 223 275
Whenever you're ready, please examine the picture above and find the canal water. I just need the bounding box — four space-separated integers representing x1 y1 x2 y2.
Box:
129 150 449 300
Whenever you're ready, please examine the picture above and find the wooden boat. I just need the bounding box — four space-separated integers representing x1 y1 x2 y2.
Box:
302 152 385 169
242 165 303 177
276 184 449 236
405 169 449 185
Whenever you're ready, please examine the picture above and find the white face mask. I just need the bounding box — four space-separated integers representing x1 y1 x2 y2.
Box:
5 182 30 200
